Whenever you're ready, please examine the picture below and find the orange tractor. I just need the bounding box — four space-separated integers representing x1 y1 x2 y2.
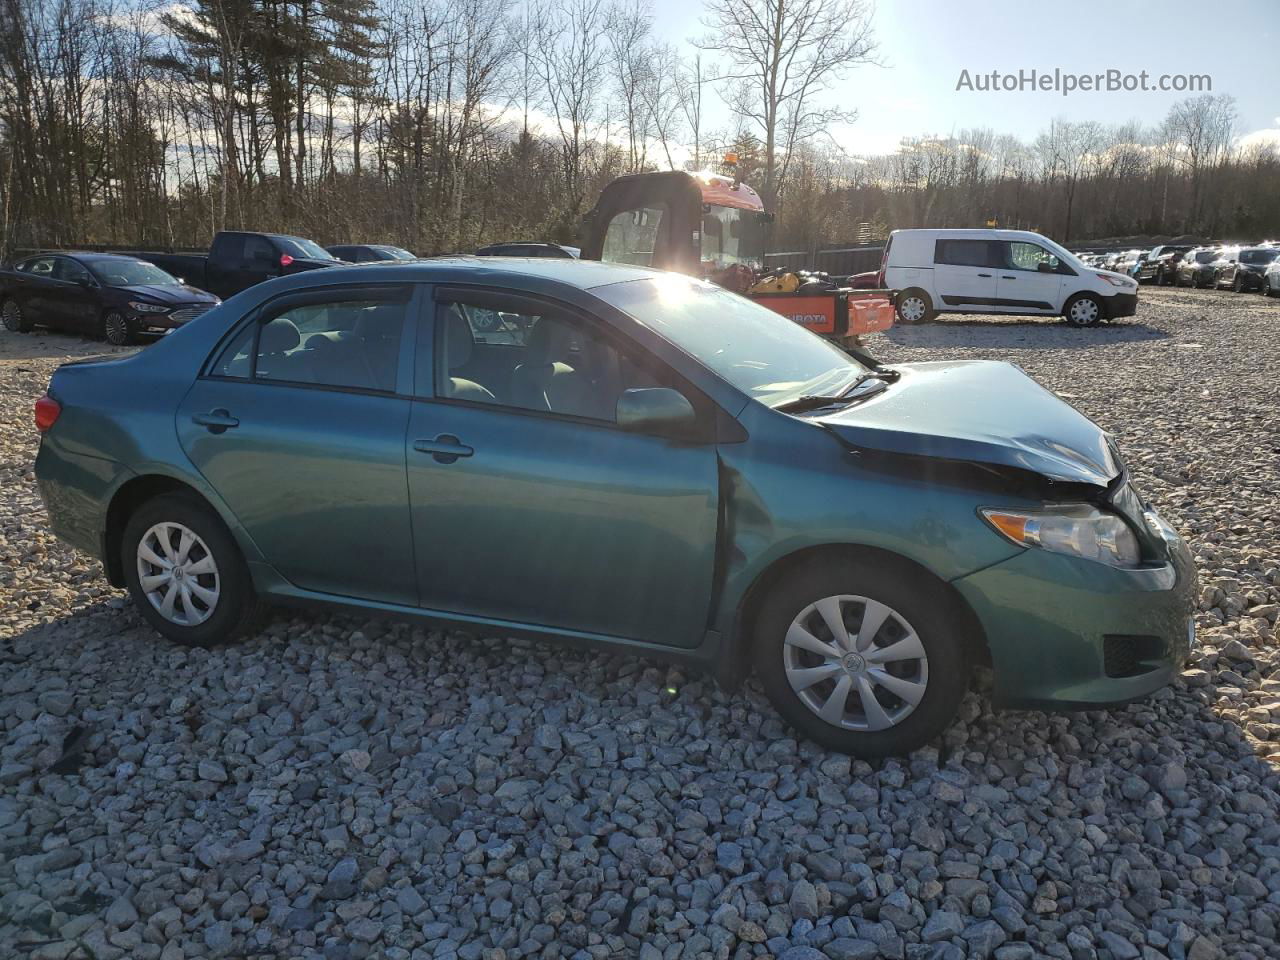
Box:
579 164 894 345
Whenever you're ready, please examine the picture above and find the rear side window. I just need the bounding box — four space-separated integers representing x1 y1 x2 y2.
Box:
210 294 408 392
934 239 997 268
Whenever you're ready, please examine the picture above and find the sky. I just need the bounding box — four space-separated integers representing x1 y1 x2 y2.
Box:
648 0 1280 156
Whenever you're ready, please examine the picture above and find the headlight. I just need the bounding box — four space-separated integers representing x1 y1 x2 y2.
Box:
981 504 1141 568
1096 273 1134 289
128 301 170 314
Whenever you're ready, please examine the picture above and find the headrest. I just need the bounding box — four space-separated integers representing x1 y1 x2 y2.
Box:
525 318 569 365
447 308 473 368
260 317 300 354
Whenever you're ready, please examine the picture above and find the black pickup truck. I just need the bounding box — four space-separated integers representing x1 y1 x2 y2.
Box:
132 231 343 300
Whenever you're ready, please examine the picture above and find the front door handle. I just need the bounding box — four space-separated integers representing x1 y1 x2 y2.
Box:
413 434 474 464
977 273 992 278
1002 275 1016 280
192 409 239 433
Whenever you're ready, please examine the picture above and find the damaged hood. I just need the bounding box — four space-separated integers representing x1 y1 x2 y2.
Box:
813 360 1120 486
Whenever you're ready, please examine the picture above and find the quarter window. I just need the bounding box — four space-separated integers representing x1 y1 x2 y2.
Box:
22 257 56 276
602 207 665 267
934 239 997 268
211 296 407 392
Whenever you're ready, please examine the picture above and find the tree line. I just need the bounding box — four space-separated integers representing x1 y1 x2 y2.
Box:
1 0 1276 260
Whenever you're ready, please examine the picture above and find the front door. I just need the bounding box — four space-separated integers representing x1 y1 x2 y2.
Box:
932 238 999 308
51 258 101 331
405 287 721 647
176 285 418 604
995 241 1067 313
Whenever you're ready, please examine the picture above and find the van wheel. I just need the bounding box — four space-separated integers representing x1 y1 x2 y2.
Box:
751 557 969 757
122 493 265 647
895 289 934 324
1063 293 1103 327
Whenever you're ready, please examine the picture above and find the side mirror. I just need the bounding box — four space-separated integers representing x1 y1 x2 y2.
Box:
616 387 698 438
1037 262 1055 273
75 276 95 288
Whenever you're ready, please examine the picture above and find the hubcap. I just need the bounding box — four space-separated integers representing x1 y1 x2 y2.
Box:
106 314 127 343
136 522 220 626
1069 299 1099 325
783 594 929 732
899 297 926 322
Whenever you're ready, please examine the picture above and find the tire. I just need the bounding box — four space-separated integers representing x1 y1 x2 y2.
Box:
752 557 969 757
122 493 265 646
2 298 33 333
1268 278 1278 298
102 310 135 346
1063 292 1104 327
895 288 934 324
1232 274 1243 293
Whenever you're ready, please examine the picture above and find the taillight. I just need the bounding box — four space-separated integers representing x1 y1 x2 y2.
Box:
34 394 61 432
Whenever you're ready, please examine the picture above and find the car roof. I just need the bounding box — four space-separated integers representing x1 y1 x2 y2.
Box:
265 255 662 291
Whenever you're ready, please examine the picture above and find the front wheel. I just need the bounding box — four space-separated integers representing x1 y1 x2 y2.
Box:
895 288 935 324
751 558 969 757
2 299 33 333
1232 274 1244 293
102 311 135 346
122 494 264 646
1063 293 1104 327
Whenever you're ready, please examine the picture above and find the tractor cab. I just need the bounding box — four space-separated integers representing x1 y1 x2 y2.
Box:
581 168 894 345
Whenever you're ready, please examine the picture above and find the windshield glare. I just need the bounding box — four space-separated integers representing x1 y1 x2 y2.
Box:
277 236 338 260
89 259 179 287
595 275 867 407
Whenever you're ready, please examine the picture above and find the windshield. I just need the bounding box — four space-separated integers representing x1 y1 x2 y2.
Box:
700 205 765 272
276 236 338 260
88 259 179 287
376 246 416 260
1193 251 1216 263
595 275 868 408
1240 249 1279 265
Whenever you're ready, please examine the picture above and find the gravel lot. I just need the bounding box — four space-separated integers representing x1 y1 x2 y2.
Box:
2 287 1279 960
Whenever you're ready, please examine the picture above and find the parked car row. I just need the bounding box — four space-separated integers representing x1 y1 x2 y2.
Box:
1075 242 1280 295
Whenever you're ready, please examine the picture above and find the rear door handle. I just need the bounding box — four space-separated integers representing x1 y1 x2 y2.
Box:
192 409 239 433
413 434 474 464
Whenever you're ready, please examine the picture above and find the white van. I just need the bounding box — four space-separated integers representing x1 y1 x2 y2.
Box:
881 229 1139 327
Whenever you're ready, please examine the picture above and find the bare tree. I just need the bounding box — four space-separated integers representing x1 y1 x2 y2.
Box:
697 0 877 207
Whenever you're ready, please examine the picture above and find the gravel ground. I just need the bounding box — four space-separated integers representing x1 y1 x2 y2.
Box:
2 288 1279 960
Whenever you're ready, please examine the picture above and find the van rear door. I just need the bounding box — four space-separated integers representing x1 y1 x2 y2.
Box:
933 237 999 308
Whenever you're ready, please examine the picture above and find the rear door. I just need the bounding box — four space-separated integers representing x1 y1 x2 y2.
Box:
10 256 59 326
404 285 721 647
994 240 1069 313
932 237 999 308
176 283 418 605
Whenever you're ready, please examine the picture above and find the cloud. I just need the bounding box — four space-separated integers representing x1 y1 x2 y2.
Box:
1236 125 1280 151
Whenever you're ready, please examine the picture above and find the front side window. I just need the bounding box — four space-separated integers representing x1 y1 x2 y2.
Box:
243 236 274 264
435 298 659 422
595 275 868 409
602 207 664 267
935 239 997 268
211 296 406 392
1006 241 1062 272
700 205 763 271
53 258 92 283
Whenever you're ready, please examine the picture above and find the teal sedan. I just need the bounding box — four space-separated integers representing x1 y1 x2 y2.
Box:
33 258 1197 756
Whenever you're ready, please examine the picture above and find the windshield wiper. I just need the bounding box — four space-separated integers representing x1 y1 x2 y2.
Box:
776 371 898 413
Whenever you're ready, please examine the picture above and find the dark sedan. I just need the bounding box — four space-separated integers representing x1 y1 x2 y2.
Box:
1 253 221 345
1223 247 1280 292
325 243 416 263
1175 248 1221 288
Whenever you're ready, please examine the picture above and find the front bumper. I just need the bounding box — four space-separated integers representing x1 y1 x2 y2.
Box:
1102 292 1138 319
952 523 1197 709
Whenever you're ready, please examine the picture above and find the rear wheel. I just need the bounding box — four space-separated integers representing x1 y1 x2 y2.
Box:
895 288 934 324
752 557 969 757
102 311 135 346
2 299 32 333
1063 293 1103 327
122 494 264 646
